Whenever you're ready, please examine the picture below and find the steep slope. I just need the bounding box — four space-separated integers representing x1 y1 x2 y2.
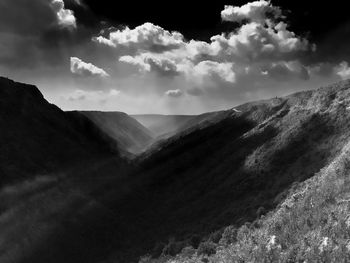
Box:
0 77 121 184
132 114 196 137
0 77 129 263
3 76 350 263
155 87 350 262
79 111 154 155
162 136 350 263
103 80 350 262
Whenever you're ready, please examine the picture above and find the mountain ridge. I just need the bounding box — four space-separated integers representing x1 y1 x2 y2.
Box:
78 111 154 156
2 76 350 262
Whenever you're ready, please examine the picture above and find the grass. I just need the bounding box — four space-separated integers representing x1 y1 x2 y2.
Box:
147 137 350 263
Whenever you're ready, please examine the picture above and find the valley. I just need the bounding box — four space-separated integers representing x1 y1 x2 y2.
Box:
1 77 350 262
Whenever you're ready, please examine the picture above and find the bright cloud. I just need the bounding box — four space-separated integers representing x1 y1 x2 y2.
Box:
221 0 282 23
67 89 120 101
165 89 183 98
93 22 184 52
51 0 77 28
335 61 350 80
98 0 312 94
70 57 109 77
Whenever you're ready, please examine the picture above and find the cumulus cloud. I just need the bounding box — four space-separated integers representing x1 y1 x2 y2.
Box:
93 22 184 52
67 89 120 101
265 61 310 81
119 54 179 76
51 0 77 28
335 61 350 80
102 0 312 95
221 1 282 24
165 89 183 98
70 57 109 77
192 61 236 83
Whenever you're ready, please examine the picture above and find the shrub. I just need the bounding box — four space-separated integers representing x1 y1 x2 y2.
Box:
209 228 224 243
219 226 238 245
188 234 202 248
162 240 186 256
197 241 217 256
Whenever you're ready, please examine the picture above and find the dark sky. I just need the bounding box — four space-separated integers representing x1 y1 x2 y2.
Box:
66 0 350 64
74 1 350 42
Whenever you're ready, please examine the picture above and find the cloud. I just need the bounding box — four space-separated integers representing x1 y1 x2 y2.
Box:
335 61 350 79
51 0 77 28
0 0 84 69
93 22 184 52
102 0 312 96
221 1 282 24
191 61 236 83
70 57 109 77
165 89 183 98
265 61 310 81
120 53 179 77
67 88 120 101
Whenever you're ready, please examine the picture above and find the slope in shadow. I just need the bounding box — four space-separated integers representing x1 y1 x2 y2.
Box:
79 111 154 156
0 77 122 185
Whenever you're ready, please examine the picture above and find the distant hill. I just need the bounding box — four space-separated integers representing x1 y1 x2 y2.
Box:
0 77 122 184
78 111 154 155
132 114 196 137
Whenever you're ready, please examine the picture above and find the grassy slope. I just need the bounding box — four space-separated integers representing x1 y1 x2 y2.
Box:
145 80 350 262
3 77 350 263
79 111 154 155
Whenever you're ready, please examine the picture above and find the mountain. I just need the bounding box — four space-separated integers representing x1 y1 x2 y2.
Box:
132 110 238 141
2 76 350 263
131 114 196 137
78 111 154 155
0 77 122 184
108 80 350 261
147 80 350 263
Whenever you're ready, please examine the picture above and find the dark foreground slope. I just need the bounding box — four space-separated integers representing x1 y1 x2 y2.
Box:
0 77 121 184
0 77 130 263
79 111 154 155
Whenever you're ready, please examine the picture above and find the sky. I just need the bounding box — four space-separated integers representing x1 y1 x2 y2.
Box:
1 0 350 114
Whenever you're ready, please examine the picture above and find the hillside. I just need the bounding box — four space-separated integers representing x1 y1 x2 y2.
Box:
105 80 350 262
79 111 154 155
2 77 350 263
146 82 350 263
0 77 122 184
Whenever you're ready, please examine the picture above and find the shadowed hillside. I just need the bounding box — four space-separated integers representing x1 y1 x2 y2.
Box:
0 77 123 184
79 111 154 156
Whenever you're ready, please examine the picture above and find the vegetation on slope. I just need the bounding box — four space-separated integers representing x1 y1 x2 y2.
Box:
135 80 350 262
2 76 350 263
145 129 350 263
79 111 154 155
